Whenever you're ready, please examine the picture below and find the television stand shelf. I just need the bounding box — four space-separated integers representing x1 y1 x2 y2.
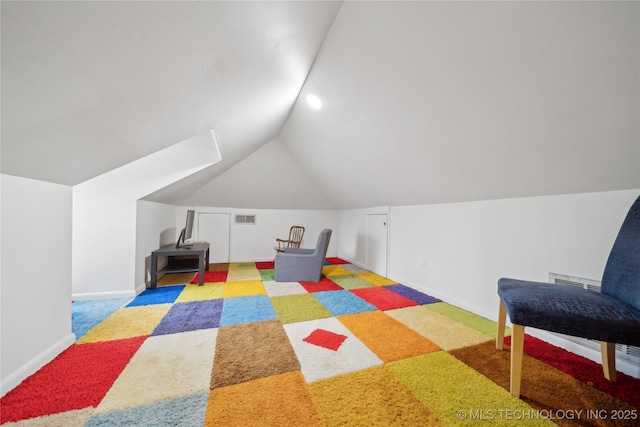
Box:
150 242 209 289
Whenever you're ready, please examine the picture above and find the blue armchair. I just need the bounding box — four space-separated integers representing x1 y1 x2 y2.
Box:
275 229 332 282
496 195 640 397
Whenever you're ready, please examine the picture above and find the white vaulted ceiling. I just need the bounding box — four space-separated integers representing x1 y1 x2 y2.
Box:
2 1 639 210
1 1 342 186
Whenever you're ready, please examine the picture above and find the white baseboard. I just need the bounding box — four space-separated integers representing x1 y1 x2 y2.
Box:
1 333 76 397
72 290 136 301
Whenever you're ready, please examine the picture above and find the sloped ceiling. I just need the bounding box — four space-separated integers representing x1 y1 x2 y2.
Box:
2 1 638 211
1 1 342 186
281 1 640 208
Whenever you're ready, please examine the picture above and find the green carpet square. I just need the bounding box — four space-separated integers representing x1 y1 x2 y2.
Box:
425 302 507 338
329 275 374 290
260 269 275 281
270 294 332 324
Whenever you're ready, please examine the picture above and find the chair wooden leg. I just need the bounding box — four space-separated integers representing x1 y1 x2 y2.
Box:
496 301 507 350
600 341 617 382
510 324 525 398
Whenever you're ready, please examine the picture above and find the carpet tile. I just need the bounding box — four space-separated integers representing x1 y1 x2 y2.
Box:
95 329 217 413
386 305 493 350
356 271 398 286
72 298 131 339
385 283 442 305
313 289 377 316
87 392 209 427
339 311 440 362
76 305 171 344
151 299 223 335
329 274 375 290
284 317 383 382
225 268 262 282
3 259 639 426
206 372 323 427
309 365 439 427
219 295 276 326
262 280 307 296
350 286 419 310
126 285 184 306
321 265 352 277
210 320 299 389
222 279 266 298
270 293 333 324
299 276 344 292
190 270 228 284
175 282 224 302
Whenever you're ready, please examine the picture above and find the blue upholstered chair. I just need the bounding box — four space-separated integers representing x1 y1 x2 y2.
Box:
496 196 640 397
275 229 332 282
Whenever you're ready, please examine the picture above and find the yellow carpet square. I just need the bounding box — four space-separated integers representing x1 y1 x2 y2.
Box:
338 311 439 362
308 366 439 427
226 268 262 282
222 280 266 298
228 262 256 270
175 283 225 302
356 272 397 286
205 371 323 427
322 265 351 277
157 272 196 286
387 352 554 427
386 305 492 350
208 263 229 272
77 305 171 343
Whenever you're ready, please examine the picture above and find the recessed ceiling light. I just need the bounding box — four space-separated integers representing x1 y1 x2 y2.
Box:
306 93 323 109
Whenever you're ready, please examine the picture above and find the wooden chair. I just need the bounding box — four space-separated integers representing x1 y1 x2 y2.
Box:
275 226 305 253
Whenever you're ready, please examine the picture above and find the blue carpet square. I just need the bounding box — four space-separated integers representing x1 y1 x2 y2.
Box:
152 299 223 335
385 284 441 305
220 295 276 326
313 290 377 316
127 285 185 307
72 298 132 339
85 392 209 427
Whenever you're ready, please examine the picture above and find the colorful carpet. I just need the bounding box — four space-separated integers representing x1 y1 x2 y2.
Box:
2 259 639 426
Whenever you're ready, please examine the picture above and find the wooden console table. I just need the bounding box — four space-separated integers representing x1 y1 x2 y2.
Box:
150 242 210 289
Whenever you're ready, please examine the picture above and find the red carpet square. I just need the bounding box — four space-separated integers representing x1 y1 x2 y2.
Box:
326 257 349 264
505 334 640 407
191 270 228 284
0 337 146 423
303 328 348 351
300 277 343 293
350 287 419 311
255 261 275 270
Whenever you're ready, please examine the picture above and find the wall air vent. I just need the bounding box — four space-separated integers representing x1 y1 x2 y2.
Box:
549 273 640 367
235 214 256 225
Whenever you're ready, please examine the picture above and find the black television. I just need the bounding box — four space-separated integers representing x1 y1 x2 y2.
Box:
176 209 195 248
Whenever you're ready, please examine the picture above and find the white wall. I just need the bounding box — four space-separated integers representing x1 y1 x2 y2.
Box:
135 200 177 292
179 137 336 210
72 131 221 300
336 206 389 268
192 206 339 263
387 190 639 319
1 174 75 396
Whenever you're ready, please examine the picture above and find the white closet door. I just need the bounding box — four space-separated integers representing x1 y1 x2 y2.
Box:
366 213 388 277
198 213 230 263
